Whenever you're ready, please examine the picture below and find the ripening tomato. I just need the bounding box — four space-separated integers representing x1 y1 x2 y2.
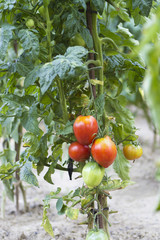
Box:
69 142 90 162
73 116 98 145
91 136 117 168
86 229 109 240
82 161 105 188
123 144 143 160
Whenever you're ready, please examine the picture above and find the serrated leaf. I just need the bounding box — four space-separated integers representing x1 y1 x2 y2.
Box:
39 62 57 94
73 0 86 9
21 104 41 136
65 207 79 220
57 121 73 135
80 27 93 49
18 29 39 61
92 0 105 15
113 147 131 181
20 161 39 187
0 24 15 61
65 46 88 59
2 94 35 107
101 179 135 191
133 0 153 17
24 65 41 88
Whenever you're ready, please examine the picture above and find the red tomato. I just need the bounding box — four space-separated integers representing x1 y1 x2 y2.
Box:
123 144 143 160
73 115 98 145
69 142 90 162
91 136 117 168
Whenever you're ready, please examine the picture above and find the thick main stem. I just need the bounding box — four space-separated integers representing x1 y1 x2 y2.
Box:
91 10 104 95
56 77 68 124
86 2 110 238
15 125 22 213
43 0 52 61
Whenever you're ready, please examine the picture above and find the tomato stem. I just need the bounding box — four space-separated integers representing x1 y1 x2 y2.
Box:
43 0 52 62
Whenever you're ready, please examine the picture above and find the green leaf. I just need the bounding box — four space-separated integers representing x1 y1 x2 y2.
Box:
44 163 55 184
0 149 17 164
65 207 79 220
21 104 41 136
3 179 14 201
80 27 93 49
20 161 39 187
113 147 130 181
2 94 35 107
0 0 16 11
101 178 135 191
0 24 15 61
133 0 153 17
18 29 39 61
92 0 105 15
73 0 86 9
56 198 63 212
42 208 54 237
24 65 41 88
57 121 73 135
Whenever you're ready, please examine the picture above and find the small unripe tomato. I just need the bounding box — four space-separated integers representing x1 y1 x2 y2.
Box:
69 142 90 162
82 161 105 188
73 115 98 145
26 18 35 28
123 144 143 160
91 136 117 168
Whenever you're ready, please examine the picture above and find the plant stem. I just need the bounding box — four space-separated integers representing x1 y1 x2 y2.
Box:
43 0 52 62
91 9 104 95
86 2 96 99
15 124 22 213
56 77 68 124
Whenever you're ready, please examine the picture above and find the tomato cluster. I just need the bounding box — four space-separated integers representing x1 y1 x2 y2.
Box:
68 115 118 188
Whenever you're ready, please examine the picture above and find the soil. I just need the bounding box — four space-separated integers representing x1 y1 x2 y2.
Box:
0 109 160 240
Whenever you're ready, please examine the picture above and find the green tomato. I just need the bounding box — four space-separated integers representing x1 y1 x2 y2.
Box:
82 162 105 188
70 33 86 47
86 229 109 240
26 19 35 28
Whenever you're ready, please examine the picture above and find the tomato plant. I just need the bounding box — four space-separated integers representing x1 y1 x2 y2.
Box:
86 229 109 240
69 141 90 162
91 136 117 168
0 0 157 238
123 144 143 160
73 115 98 145
82 161 105 188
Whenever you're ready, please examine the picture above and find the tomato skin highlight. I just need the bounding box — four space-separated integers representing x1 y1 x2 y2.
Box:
86 229 109 240
82 161 105 188
73 115 98 145
68 142 90 162
91 136 117 168
123 144 143 160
